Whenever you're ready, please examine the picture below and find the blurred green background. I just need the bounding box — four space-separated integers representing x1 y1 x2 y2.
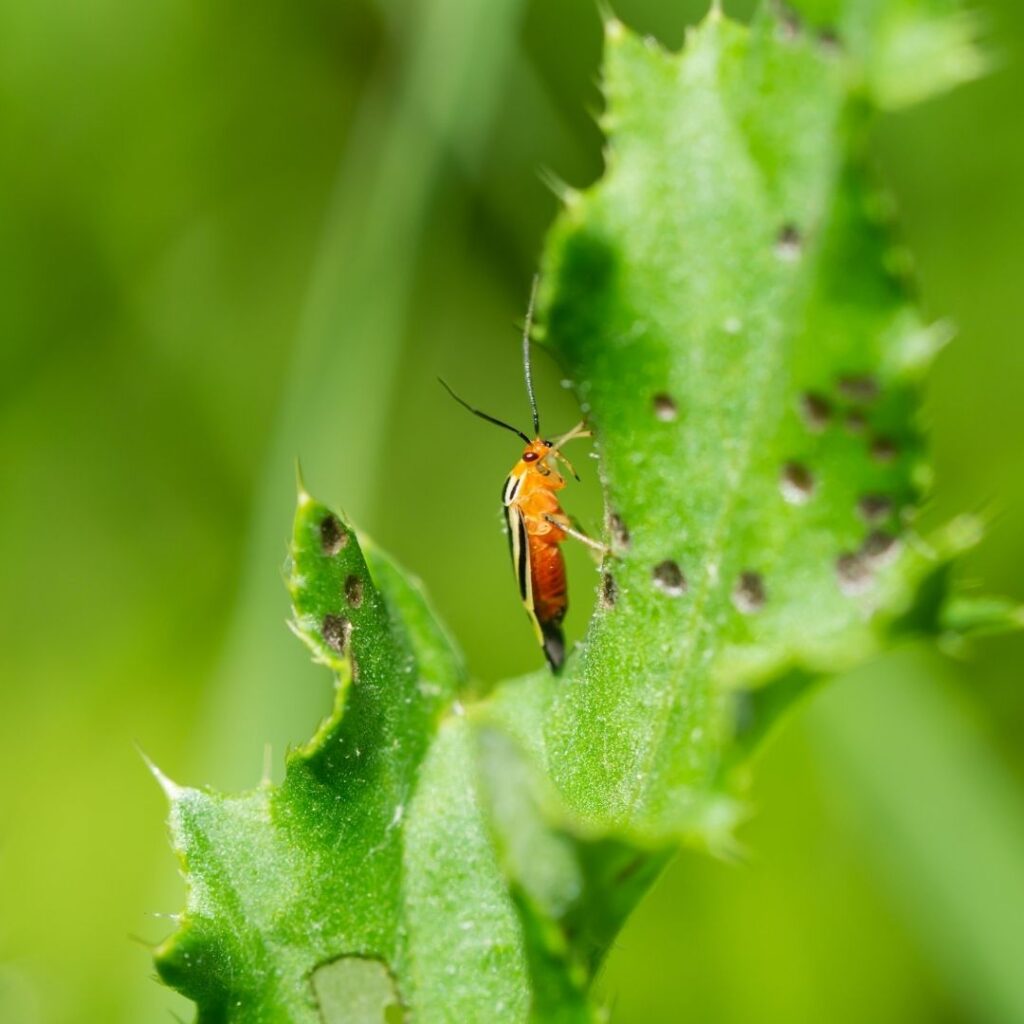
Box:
1 0 1022 1021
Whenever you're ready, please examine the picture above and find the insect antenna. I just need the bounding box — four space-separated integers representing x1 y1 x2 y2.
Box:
522 275 541 437
438 378 531 444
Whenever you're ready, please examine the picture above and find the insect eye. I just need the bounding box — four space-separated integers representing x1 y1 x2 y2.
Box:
523 451 539 462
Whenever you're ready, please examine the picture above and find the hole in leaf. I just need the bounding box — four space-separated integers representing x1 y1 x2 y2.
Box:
775 223 803 261
601 572 618 608
857 494 892 524
861 530 901 568
836 553 872 595
732 571 766 613
844 410 867 435
799 392 831 432
870 436 898 463
780 461 815 504
311 955 403 1024
652 560 687 596
609 511 631 550
321 515 348 556
652 392 678 422
345 575 364 609
322 614 351 654
838 374 879 403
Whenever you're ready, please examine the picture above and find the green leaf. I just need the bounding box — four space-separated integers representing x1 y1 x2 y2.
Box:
154 493 533 1020
787 0 990 108
473 709 669 1019
155 3 1011 1020
534 5 987 841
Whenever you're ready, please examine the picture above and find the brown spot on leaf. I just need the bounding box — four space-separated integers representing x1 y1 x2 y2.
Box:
775 223 803 261
799 392 831 432
861 530 901 568
871 436 898 463
772 1 802 41
836 553 872 595
857 494 892 524
652 560 687 597
320 515 347 556
601 572 618 609
838 374 879 403
344 574 364 609
732 571 766 613
780 461 815 504
609 511 631 550
652 392 678 422
322 614 351 654
818 27 841 53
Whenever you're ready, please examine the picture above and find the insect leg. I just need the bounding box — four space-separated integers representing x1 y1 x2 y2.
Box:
550 421 591 448
543 514 610 558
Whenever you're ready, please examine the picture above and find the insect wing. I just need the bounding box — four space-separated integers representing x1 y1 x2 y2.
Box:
508 499 555 656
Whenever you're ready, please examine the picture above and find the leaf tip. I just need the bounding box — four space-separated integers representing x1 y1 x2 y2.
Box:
870 8 991 109
294 457 313 508
944 513 987 556
538 165 579 208
136 743 183 801
892 317 957 377
603 13 625 44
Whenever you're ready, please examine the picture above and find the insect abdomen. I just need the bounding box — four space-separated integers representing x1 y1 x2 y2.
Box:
528 535 567 671
528 536 567 624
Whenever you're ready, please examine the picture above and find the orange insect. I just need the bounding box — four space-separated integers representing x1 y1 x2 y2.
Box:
440 280 604 670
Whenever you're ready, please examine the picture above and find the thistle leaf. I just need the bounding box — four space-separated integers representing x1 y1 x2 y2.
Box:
155 3 1008 1020
155 495 529 1020
536 6 987 840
